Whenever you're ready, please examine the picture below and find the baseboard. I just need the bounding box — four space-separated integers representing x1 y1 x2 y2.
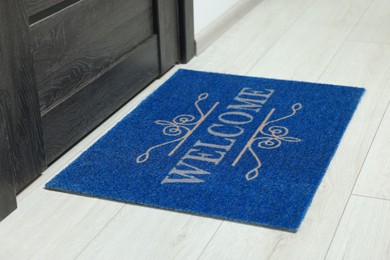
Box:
195 0 262 55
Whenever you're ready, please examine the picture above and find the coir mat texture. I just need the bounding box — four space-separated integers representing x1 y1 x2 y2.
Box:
46 69 365 232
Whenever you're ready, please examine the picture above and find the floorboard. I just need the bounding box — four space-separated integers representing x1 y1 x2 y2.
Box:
0 190 123 259
348 0 390 44
353 101 390 199
76 206 220 260
189 0 315 75
247 0 372 82
326 195 390 260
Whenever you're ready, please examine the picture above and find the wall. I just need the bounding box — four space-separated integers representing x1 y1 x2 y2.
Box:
194 0 240 34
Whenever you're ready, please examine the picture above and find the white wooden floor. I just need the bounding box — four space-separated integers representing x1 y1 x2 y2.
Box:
1 0 390 259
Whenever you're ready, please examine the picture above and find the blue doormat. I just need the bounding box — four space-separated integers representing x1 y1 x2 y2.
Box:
46 69 364 231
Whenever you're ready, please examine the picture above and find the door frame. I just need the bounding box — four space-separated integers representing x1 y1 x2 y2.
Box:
0 0 195 221
0 0 46 221
155 0 195 71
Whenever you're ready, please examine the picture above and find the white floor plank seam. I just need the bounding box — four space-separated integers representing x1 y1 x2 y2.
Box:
196 221 224 260
324 99 390 260
74 204 126 260
352 193 390 203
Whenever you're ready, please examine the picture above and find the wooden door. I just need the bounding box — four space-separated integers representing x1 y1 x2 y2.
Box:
28 0 180 164
0 0 195 220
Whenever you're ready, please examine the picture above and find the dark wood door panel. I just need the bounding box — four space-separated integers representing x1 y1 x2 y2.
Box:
0 91 17 220
155 0 180 74
24 0 76 18
30 0 154 112
42 36 160 163
1 0 46 194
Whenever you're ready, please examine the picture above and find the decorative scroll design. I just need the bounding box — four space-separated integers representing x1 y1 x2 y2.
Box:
136 93 219 163
232 103 302 181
